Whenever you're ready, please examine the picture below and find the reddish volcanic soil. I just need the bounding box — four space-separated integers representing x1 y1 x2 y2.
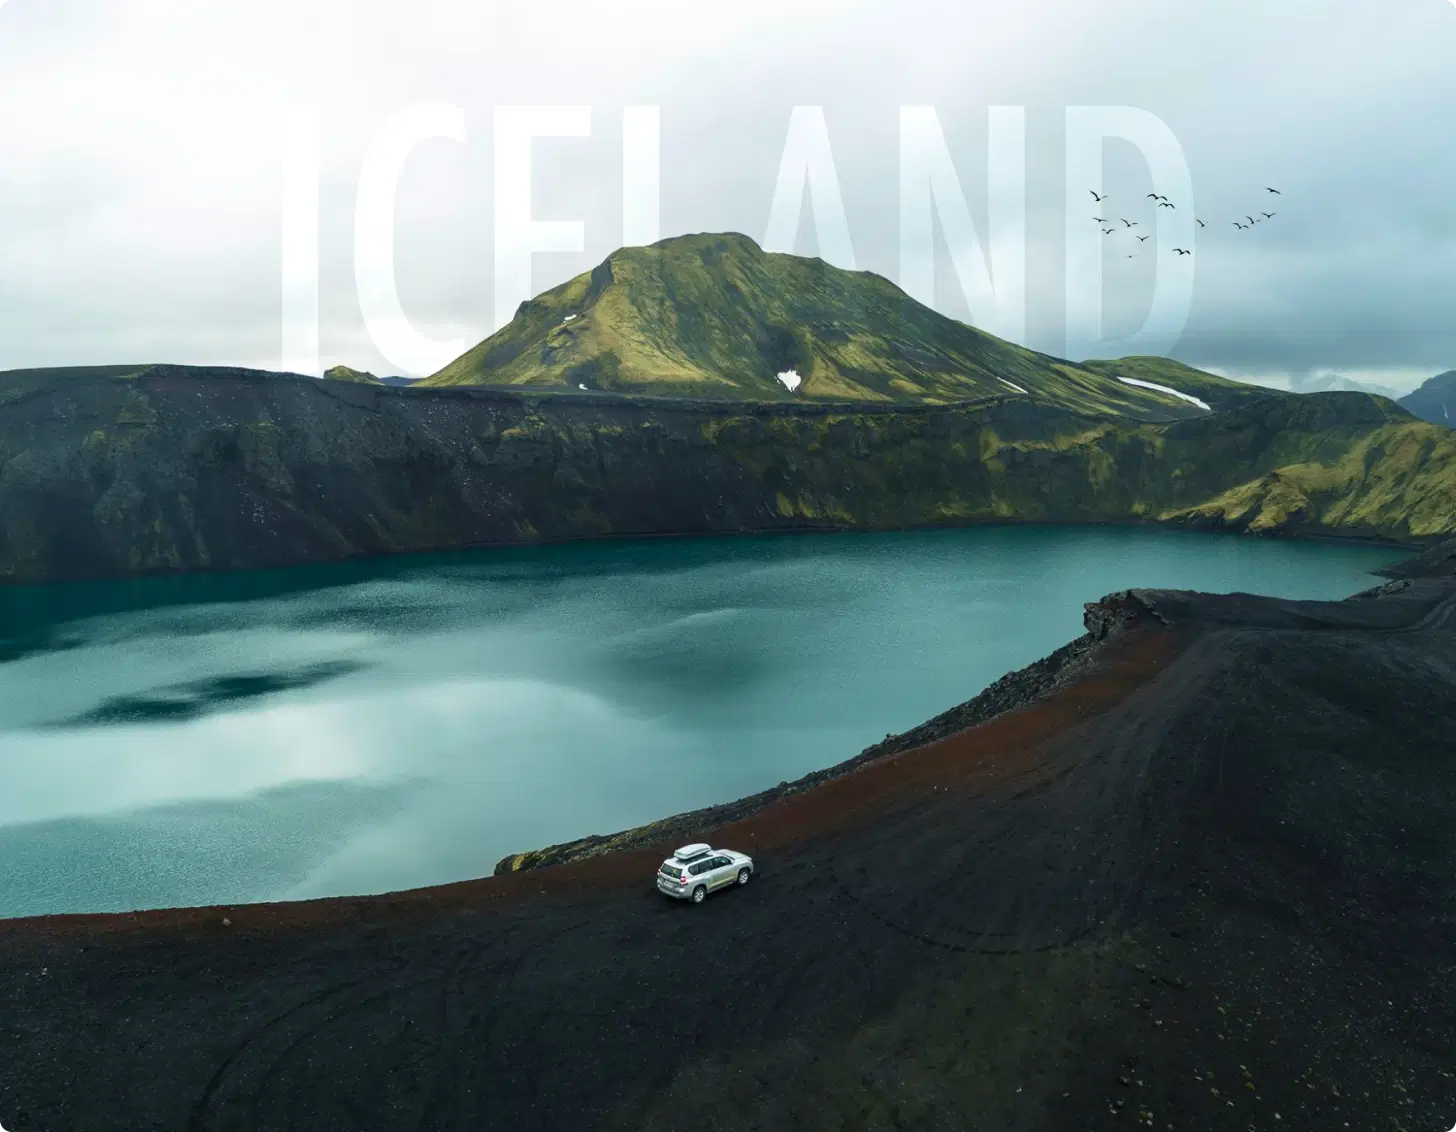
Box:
0 574 1453 1132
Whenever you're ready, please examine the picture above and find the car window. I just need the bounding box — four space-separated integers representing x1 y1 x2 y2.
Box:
661 864 681 878
689 862 707 875
712 857 730 868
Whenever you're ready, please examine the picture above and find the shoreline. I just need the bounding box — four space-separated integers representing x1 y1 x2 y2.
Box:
0 514 1428 591
0 587 1173 937
0 537 1441 931
492 590 1166 876
488 532 1449 875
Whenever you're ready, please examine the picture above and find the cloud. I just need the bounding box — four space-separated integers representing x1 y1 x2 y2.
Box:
0 0 1452 389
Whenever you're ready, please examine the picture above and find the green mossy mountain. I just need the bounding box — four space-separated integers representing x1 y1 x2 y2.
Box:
424 233 1231 421
0 363 1450 583
323 364 384 385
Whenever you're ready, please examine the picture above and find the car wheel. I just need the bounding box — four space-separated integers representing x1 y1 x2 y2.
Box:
737 868 750 886
691 885 706 904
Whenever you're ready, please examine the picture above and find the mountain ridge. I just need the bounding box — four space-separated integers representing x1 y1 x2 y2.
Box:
1300 372 1404 399
1399 369 1455 427
0 365 1449 583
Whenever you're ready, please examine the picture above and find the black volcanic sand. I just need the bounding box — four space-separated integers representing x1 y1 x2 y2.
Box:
0 566 1454 1131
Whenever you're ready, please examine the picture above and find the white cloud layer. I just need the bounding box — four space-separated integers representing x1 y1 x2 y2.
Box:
0 0 1452 390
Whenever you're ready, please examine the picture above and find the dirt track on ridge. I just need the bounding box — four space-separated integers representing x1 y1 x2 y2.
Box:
0 578 1453 1132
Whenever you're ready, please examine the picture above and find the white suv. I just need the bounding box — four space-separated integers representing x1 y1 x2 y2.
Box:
655 843 754 904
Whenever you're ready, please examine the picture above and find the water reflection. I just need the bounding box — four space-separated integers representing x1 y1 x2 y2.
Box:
0 526 1404 917
41 659 373 728
0 778 421 918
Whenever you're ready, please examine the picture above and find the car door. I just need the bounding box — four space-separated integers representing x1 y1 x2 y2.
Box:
708 855 734 889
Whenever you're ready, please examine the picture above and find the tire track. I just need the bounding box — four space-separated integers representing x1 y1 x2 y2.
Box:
190 927 556 1131
186 967 393 1132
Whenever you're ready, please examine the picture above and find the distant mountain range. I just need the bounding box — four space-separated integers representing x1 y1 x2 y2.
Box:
1297 373 1405 399
1398 370 1455 427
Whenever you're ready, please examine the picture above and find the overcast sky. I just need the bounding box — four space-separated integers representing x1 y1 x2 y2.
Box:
1 0 1453 391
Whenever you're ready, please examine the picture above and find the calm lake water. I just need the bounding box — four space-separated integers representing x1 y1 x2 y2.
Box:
0 526 1402 919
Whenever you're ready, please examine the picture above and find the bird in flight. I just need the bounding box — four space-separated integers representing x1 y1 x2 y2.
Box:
1158 201 1175 208
1195 218 1206 228
1265 187 1281 194
1091 190 1107 201
1137 234 1149 241
1102 227 1116 234
1261 211 1276 218
1122 219 1137 226
1246 216 1256 225
1146 193 1167 201
1093 216 1109 223
1233 221 1246 229
1174 248 1191 255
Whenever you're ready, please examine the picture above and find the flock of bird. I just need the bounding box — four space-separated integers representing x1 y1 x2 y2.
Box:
1088 186 1283 259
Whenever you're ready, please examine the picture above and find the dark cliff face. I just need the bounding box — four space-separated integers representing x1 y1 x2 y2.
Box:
1375 534 1456 580
0 366 1452 583
1399 369 1456 427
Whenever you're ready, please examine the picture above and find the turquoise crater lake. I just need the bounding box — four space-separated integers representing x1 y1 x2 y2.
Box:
0 526 1400 919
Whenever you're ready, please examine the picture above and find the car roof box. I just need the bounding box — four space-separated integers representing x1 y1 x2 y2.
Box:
673 843 712 861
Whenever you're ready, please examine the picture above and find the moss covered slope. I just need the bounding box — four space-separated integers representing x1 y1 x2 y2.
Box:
424 233 1233 421
323 365 384 385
